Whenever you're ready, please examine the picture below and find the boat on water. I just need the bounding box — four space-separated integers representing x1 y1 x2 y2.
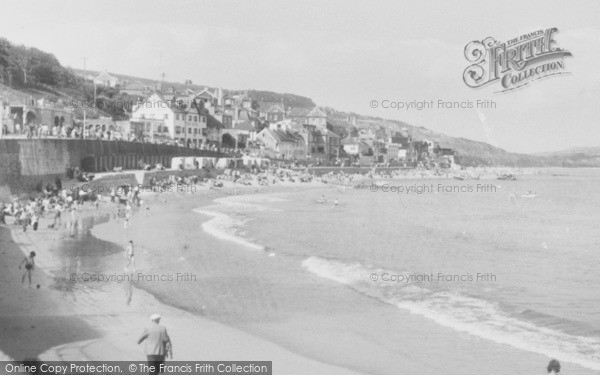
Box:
520 194 538 198
453 173 470 180
520 190 538 198
498 174 517 181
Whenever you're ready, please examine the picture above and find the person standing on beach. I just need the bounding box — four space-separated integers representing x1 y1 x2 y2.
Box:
19 251 36 287
124 240 135 271
19 210 29 232
138 314 172 375
124 203 132 229
31 213 39 231
52 203 63 228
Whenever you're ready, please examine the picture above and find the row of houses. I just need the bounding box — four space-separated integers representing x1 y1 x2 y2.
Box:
74 71 459 164
339 128 458 166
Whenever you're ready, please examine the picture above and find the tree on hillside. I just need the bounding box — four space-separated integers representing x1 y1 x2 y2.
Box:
30 48 64 85
0 38 11 84
10 45 35 85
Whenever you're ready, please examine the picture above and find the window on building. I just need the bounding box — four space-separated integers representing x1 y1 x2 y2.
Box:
202 129 207 136
317 146 325 153
194 116 198 122
194 129 198 135
175 126 181 134
188 128 192 134
188 115 192 121
201 116 206 123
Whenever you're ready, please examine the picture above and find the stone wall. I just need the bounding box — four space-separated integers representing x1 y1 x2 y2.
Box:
0 139 225 193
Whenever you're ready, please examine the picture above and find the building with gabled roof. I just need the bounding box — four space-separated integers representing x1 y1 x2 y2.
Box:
286 107 311 124
258 101 286 123
204 112 223 146
341 137 371 155
257 127 306 160
93 71 119 88
129 93 207 146
120 81 148 97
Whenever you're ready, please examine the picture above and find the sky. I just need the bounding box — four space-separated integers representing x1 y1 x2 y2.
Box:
1 0 599 153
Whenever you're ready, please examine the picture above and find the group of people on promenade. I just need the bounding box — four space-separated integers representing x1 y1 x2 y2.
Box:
8 122 82 139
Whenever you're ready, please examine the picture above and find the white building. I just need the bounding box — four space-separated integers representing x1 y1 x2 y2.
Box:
130 93 207 146
93 71 119 88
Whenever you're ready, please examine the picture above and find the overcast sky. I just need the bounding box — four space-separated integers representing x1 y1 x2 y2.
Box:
1 0 599 153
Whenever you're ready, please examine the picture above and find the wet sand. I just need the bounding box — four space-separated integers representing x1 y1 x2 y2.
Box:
0 182 360 375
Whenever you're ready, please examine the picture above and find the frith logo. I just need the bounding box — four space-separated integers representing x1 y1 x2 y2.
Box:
463 28 572 92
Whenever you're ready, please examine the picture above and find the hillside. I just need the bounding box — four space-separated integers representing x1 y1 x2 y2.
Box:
2 36 598 167
71 70 317 110
535 147 600 167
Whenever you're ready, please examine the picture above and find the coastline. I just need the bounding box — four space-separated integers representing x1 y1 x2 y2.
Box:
1 169 597 374
90 175 599 374
0 181 362 375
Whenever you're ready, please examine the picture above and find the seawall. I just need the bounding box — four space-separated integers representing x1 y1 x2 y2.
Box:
0 139 225 193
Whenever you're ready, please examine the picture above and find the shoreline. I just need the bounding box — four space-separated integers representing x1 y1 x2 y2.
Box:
1 172 598 374
89 180 599 374
0 181 362 375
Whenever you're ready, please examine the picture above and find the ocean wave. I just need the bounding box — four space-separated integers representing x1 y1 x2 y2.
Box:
302 256 600 371
194 208 265 251
193 194 284 252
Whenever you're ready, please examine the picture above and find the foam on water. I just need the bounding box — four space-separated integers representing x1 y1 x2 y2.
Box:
302 256 600 371
194 208 264 251
193 194 283 251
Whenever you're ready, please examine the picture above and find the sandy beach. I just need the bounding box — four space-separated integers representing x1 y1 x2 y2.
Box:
1 169 597 375
0 179 365 374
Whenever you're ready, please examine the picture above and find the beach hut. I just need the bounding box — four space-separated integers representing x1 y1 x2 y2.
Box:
171 157 185 170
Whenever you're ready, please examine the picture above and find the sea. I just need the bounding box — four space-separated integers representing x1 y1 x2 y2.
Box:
55 168 600 373
193 169 600 372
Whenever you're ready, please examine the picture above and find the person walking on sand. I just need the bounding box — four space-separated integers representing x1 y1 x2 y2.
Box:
19 251 36 287
138 314 172 375
124 240 135 271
